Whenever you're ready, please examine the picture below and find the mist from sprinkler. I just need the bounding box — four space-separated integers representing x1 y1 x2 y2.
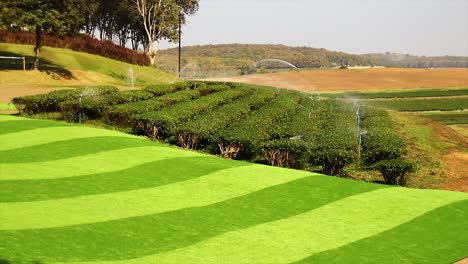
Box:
78 93 83 124
128 68 135 90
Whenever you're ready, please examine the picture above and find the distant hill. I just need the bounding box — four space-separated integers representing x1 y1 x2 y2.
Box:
363 52 468 68
157 44 468 76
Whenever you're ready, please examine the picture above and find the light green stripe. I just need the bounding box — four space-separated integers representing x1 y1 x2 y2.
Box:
61 188 467 264
0 126 135 151
0 146 200 181
0 115 18 121
0 165 312 230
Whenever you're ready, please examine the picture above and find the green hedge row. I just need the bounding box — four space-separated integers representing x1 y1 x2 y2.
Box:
362 97 468 112
324 88 468 99
133 87 253 139
215 91 302 159
59 89 154 122
106 89 203 127
12 86 117 114
176 87 278 149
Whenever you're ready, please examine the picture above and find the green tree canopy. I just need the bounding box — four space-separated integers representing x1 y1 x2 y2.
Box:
5 0 95 69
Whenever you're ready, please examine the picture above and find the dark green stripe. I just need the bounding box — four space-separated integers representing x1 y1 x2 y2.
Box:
0 156 245 202
0 136 155 163
294 199 468 264
0 120 71 135
0 176 384 263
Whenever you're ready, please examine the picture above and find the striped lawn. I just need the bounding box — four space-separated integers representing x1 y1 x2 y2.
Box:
0 115 467 264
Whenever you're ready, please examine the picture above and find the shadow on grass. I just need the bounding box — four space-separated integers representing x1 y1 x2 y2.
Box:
0 51 75 80
0 260 43 264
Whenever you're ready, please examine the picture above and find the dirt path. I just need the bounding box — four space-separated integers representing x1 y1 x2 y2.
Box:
0 86 57 103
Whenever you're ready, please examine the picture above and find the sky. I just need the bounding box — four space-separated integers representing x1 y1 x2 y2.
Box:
159 0 468 57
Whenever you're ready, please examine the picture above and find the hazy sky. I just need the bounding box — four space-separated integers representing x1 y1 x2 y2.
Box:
160 0 468 56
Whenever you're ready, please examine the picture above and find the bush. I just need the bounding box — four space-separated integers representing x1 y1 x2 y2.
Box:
263 139 308 168
107 89 201 127
12 86 117 115
59 88 151 122
374 159 416 186
303 100 358 176
133 87 251 139
176 87 273 149
215 91 301 159
307 131 358 176
361 108 406 164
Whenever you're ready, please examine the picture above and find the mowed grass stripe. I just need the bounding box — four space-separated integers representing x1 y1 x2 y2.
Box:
0 115 19 122
59 188 467 264
0 136 157 163
0 176 383 263
0 156 247 202
295 200 468 264
0 146 200 181
0 165 314 230
0 125 135 151
0 119 71 135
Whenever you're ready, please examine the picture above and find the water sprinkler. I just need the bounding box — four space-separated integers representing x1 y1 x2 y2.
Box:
354 101 362 158
128 68 134 90
78 94 83 124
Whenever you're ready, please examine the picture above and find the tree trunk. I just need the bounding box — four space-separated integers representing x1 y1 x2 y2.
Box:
147 40 159 66
33 26 42 70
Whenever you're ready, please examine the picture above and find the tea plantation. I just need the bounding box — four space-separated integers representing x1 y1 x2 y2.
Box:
12 82 414 180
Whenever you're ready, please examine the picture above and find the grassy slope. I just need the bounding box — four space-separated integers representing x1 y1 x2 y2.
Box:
0 43 173 88
0 115 467 264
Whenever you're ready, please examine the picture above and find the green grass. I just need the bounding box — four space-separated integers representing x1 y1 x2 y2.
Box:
362 97 468 112
323 88 468 99
417 111 468 125
0 43 174 86
0 103 16 110
0 115 467 264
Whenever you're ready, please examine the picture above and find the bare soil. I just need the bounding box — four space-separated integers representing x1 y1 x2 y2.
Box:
425 120 468 192
209 68 468 92
0 86 56 102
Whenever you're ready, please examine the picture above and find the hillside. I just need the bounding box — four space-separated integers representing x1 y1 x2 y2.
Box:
157 44 468 76
0 43 173 102
0 115 467 263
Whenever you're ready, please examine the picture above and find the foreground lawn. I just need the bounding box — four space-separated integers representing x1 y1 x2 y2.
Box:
0 115 467 264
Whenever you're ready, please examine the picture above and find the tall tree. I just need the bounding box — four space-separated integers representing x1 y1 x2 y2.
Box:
133 0 198 66
8 0 93 69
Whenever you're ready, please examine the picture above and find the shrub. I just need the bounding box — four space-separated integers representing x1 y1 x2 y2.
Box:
374 159 416 186
133 87 251 139
296 100 358 176
12 86 117 115
361 108 406 164
307 131 358 176
176 87 274 149
215 91 301 159
263 139 308 168
59 88 151 122
105 83 234 127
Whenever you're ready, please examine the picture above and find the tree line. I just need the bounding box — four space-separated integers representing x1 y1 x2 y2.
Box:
0 0 199 68
156 44 468 75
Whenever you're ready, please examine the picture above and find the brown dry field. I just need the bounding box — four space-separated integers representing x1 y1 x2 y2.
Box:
209 68 468 92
